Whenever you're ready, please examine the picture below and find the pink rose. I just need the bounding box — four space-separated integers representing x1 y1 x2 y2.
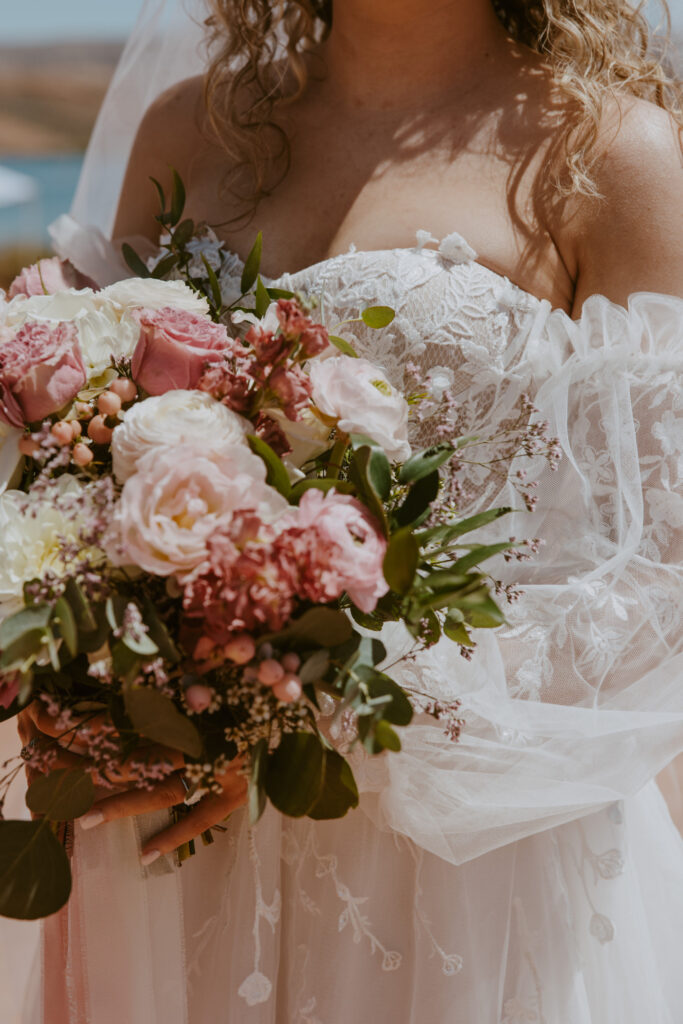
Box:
131 306 232 396
8 257 98 299
0 321 87 427
282 489 389 612
109 442 288 580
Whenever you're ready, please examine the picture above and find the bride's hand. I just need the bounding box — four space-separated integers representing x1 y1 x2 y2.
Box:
20 701 248 865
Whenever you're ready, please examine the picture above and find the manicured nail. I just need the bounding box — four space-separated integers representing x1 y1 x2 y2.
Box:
79 810 105 830
140 849 161 867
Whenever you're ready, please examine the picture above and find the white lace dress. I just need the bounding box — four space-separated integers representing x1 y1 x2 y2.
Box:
10 230 683 1024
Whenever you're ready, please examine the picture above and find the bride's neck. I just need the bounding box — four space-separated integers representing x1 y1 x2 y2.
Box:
320 0 510 111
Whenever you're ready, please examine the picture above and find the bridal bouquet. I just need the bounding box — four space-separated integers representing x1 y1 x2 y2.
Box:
0 176 558 921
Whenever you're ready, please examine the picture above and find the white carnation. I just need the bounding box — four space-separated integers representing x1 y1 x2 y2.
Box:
0 478 86 618
111 390 250 483
102 278 209 317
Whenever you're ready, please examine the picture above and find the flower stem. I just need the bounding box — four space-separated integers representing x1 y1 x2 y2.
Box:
327 432 349 479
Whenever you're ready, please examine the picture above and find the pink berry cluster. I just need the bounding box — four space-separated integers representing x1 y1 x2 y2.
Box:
187 632 304 709
20 376 138 468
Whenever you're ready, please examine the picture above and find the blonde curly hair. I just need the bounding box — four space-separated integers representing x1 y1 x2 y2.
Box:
203 0 682 208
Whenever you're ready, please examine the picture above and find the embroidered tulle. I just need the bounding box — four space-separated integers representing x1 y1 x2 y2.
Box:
3 225 683 1024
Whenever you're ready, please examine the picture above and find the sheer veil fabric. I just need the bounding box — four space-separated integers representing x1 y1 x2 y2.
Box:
1 2 682 1021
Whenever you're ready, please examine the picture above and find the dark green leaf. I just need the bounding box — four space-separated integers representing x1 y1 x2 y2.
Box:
254 275 270 318
350 606 385 631
26 768 95 822
0 605 52 652
348 447 389 533
141 599 180 664
111 641 141 685
328 335 358 358
383 527 419 594
0 820 71 920
443 618 475 646
361 305 395 329
463 595 506 629
279 608 352 648
125 687 202 758
53 597 78 658
149 176 166 213
0 631 44 671
360 669 413 726
240 231 263 294
63 579 97 633
266 286 296 300
453 542 513 574
289 478 354 504
246 434 291 497
121 243 151 279
308 750 359 819
169 167 186 226
248 737 268 826
173 218 194 248
373 720 401 752
398 443 455 485
202 255 223 310
394 470 440 528
150 252 179 279
355 636 387 668
418 507 513 551
266 731 325 817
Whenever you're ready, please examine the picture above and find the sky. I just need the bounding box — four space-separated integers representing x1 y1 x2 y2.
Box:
1 0 682 44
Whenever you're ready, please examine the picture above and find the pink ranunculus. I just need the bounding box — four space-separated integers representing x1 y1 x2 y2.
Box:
281 488 389 612
108 442 288 580
0 322 87 427
8 257 98 299
130 306 232 396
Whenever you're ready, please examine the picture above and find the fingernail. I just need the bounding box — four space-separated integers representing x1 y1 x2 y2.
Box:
140 849 161 867
80 810 105 831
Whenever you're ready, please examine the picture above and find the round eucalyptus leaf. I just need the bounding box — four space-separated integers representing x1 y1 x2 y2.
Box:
26 768 95 822
308 750 359 819
265 732 325 818
0 820 72 920
125 687 203 758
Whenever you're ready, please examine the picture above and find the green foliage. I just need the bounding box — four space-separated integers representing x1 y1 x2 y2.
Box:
241 232 263 294
246 434 291 498
0 820 72 920
124 687 202 758
398 443 455 485
289 478 355 503
121 243 151 279
26 768 95 822
328 335 359 357
383 527 419 594
361 306 395 329
308 750 359 819
394 470 440 528
275 607 353 648
248 737 269 826
265 731 325 817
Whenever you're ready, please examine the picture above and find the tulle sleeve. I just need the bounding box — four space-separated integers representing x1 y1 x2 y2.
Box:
356 292 683 866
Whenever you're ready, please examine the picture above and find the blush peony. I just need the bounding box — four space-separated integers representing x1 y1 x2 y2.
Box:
111 390 250 482
308 356 410 461
131 306 232 395
0 321 87 427
8 258 97 299
109 443 288 580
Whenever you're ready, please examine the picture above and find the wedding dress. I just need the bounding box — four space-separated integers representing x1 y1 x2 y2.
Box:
8 226 683 1024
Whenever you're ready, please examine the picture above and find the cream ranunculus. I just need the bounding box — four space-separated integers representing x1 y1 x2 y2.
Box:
109 443 288 580
0 477 86 618
112 390 250 483
101 279 209 318
308 356 411 461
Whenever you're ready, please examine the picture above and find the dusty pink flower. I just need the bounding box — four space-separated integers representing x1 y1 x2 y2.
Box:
131 306 231 395
245 326 287 365
0 321 87 427
275 299 329 356
281 489 389 612
252 412 292 457
8 257 97 299
269 363 312 421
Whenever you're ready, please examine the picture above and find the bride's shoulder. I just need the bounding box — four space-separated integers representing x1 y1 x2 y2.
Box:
113 75 213 241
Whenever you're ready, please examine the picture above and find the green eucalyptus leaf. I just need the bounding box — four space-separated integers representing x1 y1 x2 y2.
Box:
149 176 166 212
53 597 78 658
266 286 296 300
463 596 506 629
122 631 158 658
169 167 186 226
394 470 440 528
0 632 44 671
0 605 52 651
173 218 194 248
355 635 387 668
141 599 180 664
398 443 455 485
26 768 95 822
350 606 385 631
373 719 402 752
150 253 180 280
328 335 359 358
111 641 141 685
248 737 269 826
348 447 389 533
443 617 475 646
298 650 331 685
453 542 513 574
265 731 325 818
241 232 263 294
308 750 359 819
63 578 97 633
289 478 353 503
361 305 395 329
417 507 513 550
0 820 72 920
125 687 202 758
383 527 419 594
121 243 151 279
202 254 223 310
280 608 353 648
254 275 271 318
246 434 291 497
359 669 413 726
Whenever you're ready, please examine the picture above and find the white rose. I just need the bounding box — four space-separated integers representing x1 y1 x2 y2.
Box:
112 390 250 483
3 289 138 377
309 356 411 461
108 443 288 580
0 478 86 618
0 423 22 496
102 278 209 317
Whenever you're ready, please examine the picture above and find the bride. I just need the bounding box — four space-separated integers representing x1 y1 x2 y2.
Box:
13 0 683 1021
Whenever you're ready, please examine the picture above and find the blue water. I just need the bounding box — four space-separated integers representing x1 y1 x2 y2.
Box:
0 154 83 248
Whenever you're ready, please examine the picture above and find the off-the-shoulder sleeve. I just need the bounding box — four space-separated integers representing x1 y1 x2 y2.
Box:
49 214 137 286
355 293 683 866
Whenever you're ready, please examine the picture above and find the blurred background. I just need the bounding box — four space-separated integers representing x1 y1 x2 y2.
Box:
0 0 682 289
